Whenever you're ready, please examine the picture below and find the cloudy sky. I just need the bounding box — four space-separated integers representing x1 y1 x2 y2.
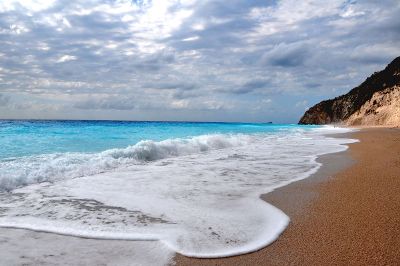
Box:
0 0 399 122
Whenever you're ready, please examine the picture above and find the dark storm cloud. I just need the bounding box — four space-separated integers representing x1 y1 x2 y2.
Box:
0 0 399 122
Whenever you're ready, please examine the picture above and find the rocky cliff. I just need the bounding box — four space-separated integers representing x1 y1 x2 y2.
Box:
346 86 400 126
299 56 400 126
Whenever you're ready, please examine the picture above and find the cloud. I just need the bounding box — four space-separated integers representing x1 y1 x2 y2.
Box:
295 100 308 108
222 79 271 95
0 0 399 122
350 43 400 64
0 94 10 106
74 97 135 110
261 42 311 67
56 55 77 63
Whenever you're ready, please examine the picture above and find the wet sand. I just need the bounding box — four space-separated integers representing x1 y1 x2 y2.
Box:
1 128 398 265
0 228 174 266
176 128 400 265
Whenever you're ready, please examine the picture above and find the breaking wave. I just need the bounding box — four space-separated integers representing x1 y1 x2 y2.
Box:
0 134 251 191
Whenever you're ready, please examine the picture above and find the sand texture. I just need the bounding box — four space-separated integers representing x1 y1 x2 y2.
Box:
0 128 399 265
176 128 400 265
0 228 174 266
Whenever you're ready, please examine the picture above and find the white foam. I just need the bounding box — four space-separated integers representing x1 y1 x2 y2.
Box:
0 126 357 262
0 134 251 191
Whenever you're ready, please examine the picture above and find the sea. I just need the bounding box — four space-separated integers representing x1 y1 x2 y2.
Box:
0 120 356 265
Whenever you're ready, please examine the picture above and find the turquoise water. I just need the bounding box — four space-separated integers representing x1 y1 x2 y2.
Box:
0 119 355 260
0 120 315 159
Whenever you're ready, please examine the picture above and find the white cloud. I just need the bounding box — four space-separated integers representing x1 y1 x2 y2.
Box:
0 0 399 122
182 36 199 42
171 99 189 109
9 24 29 34
0 0 55 12
295 100 308 108
56 55 77 63
262 99 272 104
62 17 72 28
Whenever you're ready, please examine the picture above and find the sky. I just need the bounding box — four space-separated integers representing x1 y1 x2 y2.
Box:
0 0 399 123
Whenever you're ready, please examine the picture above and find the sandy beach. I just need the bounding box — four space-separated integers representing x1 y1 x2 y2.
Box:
1 128 399 265
176 128 400 265
1 0 399 264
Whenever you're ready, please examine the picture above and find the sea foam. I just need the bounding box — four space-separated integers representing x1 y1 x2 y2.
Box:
0 126 357 262
0 134 250 191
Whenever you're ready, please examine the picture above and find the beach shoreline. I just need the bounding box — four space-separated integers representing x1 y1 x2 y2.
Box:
1 128 399 265
176 127 400 265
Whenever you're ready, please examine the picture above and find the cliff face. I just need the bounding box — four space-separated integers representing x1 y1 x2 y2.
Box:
346 86 400 126
299 56 400 126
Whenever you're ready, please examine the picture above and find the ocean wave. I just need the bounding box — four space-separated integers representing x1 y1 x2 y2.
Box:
0 126 358 259
0 134 251 191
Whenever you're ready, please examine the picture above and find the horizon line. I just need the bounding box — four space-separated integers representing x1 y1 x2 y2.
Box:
0 118 281 124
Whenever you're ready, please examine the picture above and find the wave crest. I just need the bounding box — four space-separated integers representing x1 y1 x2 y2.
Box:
0 134 250 191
